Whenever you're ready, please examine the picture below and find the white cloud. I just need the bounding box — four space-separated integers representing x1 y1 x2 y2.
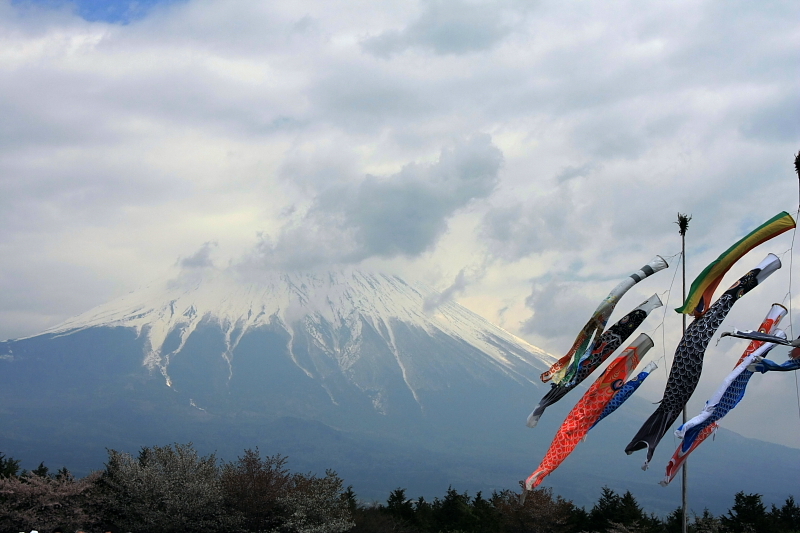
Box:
362 0 520 57
1 0 800 446
247 134 502 269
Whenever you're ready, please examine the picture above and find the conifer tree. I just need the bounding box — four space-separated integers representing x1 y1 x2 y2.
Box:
720 492 769 533
386 487 416 525
0 452 20 478
770 496 800 533
471 491 501 533
31 462 49 478
589 486 623 531
431 487 475 533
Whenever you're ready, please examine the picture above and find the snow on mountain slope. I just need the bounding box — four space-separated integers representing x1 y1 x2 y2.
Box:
44 269 555 402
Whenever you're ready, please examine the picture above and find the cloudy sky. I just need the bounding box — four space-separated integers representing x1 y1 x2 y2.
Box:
2 0 800 447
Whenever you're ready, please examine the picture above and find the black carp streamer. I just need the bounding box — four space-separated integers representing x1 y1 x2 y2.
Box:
624 253 781 467
527 294 662 428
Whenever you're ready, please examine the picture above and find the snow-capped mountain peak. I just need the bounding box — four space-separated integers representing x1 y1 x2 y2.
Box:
44 268 553 411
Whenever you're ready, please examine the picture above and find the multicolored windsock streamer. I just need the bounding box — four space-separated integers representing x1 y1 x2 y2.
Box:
661 303 786 486
541 256 668 385
590 361 658 430
524 333 654 491
625 253 781 467
527 294 662 428
676 212 795 317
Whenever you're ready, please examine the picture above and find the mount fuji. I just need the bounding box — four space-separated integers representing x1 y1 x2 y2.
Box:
45 268 554 417
1 268 798 514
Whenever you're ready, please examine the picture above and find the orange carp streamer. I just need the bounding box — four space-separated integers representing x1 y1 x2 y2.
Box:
525 333 654 490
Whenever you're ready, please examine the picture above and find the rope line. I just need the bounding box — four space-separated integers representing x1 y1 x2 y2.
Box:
654 250 682 378
781 291 791 307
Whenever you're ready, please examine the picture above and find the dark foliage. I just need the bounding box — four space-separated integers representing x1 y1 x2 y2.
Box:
30 462 49 478
3 447 800 533
0 453 20 479
221 448 293 532
491 487 574 533
0 469 100 532
769 495 800 533
588 487 647 532
350 485 575 533
720 492 769 533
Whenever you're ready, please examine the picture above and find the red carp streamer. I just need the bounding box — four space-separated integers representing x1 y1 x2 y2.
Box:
525 333 654 490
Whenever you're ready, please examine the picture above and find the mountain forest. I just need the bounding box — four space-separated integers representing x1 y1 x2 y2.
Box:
1 444 798 533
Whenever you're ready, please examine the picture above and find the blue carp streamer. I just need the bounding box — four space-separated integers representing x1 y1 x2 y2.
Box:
591 361 657 430
678 340 782 452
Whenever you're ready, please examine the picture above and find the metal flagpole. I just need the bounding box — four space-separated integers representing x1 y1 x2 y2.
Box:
677 213 691 533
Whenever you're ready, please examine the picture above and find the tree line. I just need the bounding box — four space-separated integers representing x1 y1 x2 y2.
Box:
0 445 798 533
357 485 800 533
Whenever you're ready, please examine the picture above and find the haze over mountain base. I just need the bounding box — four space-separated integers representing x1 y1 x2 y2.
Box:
1 269 797 515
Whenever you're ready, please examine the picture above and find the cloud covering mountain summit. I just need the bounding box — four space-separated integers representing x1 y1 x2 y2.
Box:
250 135 502 269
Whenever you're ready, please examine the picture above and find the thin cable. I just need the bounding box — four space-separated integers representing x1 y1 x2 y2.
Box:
792 153 800 422
795 371 800 423
655 251 682 377
645 321 665 337
789 205 799 340
661 251 683 263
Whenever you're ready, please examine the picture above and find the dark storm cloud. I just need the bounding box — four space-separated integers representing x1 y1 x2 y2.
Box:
250 134 502 269
362 0 514 57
